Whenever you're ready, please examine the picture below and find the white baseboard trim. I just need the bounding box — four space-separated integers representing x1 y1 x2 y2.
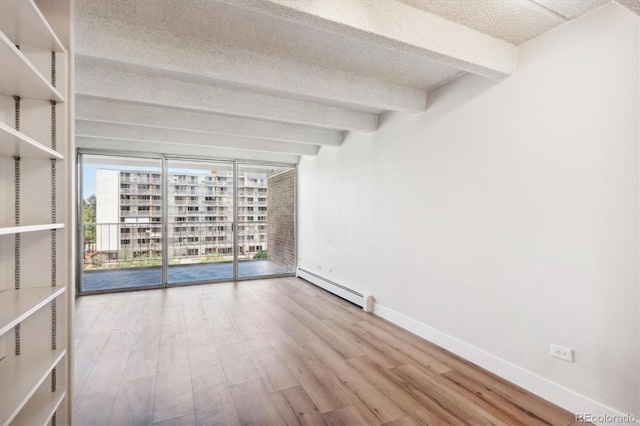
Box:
372 302 638 425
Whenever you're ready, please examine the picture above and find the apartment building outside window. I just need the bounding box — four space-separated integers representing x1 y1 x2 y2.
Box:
80 154 296 292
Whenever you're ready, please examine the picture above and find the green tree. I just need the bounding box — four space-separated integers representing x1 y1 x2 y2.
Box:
83 195 96 250
253 249 268 259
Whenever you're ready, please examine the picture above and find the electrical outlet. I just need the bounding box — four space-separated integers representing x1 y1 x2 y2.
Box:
317 265 321 271
328 267 332 273
550 343 573 362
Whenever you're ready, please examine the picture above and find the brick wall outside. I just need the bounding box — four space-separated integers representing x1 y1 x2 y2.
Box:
267 169 295 271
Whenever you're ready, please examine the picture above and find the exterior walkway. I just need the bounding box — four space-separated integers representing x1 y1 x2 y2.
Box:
81 260 290 292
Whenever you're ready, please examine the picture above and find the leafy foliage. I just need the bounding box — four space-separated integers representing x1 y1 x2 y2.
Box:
83 194 96 246
253 249 268 259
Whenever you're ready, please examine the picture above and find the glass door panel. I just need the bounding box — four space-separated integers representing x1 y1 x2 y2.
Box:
80 155 295 292
167 159 234 284
237 164 296 278
80 154 163 292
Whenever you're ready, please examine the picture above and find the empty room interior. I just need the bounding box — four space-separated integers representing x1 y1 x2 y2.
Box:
0 0 639 425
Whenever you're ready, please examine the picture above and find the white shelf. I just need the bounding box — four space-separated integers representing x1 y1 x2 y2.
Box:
0 349 66 426
0 287 66 336
0 31 64 102
0 1 70 424
10 391 65 426
0 223 64 236
0 0 65 52
0 122 63 160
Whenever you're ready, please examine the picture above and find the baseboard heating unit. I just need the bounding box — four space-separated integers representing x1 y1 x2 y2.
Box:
296 267 372 311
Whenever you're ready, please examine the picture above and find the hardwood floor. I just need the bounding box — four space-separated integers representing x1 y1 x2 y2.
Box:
74 277 576 425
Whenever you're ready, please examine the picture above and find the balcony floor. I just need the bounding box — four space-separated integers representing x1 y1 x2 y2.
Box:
81 259 290 292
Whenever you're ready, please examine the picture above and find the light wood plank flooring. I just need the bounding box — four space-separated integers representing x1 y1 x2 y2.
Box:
74 277 576 425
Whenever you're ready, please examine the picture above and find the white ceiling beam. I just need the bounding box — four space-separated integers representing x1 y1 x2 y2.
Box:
75 18 427 113
76 97 342 146
76 137 301 164
224 0 517 79
530 0 608 19
613 0 640 15
76 121 320 156
398 0 566 45
75 57 378 132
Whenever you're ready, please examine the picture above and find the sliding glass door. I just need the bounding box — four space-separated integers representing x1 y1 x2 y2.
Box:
79 155 164 292
166 159 234 284
237 164 296 278
78 154 295 292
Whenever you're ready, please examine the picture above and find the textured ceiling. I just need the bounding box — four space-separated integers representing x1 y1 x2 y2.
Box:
532 0 610 18
74 0 622 164
398 0 565 44
612 0 640 15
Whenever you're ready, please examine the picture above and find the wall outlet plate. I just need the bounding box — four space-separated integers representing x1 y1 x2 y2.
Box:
550 343 573 362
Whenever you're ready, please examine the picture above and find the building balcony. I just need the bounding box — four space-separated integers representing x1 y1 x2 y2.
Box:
83 221 285 292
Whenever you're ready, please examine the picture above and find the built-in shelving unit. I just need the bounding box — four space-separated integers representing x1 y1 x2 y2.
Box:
0 0 71 424
0 122 64 160
0 287 66 335
0 223 65 236
0 31 64 103
10 391 66 426
0 349 66 425
0 0 65 52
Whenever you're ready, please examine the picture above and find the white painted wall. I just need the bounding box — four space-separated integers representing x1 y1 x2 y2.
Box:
298 3 640 417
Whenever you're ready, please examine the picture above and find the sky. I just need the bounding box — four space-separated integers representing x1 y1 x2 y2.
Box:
82 164 99 198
